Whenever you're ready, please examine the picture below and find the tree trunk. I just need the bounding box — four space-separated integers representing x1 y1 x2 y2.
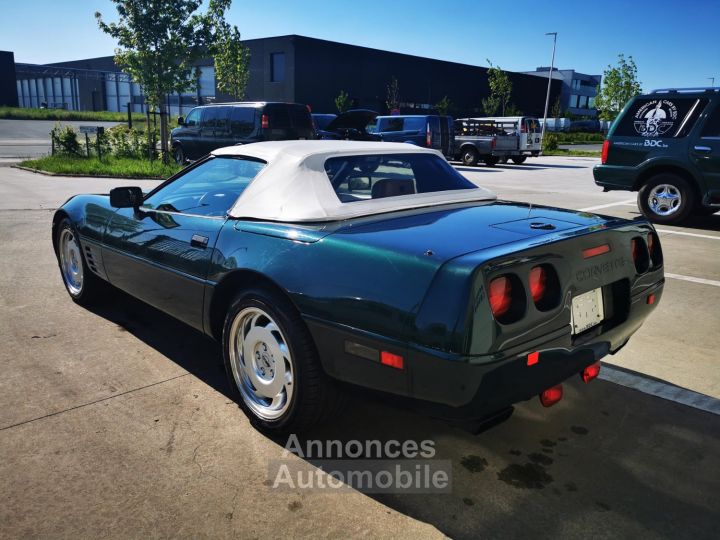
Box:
159 100 169 164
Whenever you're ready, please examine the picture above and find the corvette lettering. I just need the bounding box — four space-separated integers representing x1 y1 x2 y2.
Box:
576 257 628 281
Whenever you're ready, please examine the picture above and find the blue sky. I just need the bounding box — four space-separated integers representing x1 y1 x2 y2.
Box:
1 0 718 91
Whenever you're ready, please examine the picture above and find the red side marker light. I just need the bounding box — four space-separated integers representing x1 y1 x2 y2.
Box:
540 384 563 407
527 351 540 366
647 293 656 305
381 351 404 370
581 361 601 383
582 244 611 259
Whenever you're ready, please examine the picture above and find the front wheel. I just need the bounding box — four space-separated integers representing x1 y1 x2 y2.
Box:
222 287 344 433
55 218 107 305
461 147 479 166
638 174 695 225
511 156 527 164
172 145 185 165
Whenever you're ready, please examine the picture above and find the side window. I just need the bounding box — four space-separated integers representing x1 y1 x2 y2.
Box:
200 107 230 131
701 105 720 138
142 157 266 217
230 107 256 137
184 108 201 127
614 97 707 138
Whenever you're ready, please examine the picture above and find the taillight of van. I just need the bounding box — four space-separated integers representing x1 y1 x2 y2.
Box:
601 140 610 164
261 114 269 129
426 123 432 147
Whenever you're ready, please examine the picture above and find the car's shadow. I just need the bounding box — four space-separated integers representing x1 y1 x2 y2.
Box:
621 208 720 232
85 289 719 539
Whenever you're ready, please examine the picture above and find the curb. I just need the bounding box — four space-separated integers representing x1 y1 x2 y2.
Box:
10 164 162 181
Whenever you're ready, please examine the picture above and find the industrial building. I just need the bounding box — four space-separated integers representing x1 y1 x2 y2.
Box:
3 35 572 118
521 67 602 117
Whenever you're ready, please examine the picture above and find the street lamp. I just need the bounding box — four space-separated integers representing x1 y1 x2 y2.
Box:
540 32 557 154
709 77 715 88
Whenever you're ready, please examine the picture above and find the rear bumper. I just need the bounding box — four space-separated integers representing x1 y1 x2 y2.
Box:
307 278 663 419
593 164 638 191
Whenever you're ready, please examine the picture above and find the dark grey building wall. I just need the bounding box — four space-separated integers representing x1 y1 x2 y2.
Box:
0 51 19 107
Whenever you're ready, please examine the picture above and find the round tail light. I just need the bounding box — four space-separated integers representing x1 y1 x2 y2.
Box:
489 276 512 318
529 266 547 303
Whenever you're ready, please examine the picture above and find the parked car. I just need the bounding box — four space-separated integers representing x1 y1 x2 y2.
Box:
171 102 315 163
369 115 454 157
594 87 720 224
311 113 337 134
53 140 663 433
456 116 542 165
316 109 381 141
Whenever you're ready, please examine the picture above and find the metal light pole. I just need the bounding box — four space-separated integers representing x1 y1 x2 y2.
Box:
709 77 715 88
540 32 557 154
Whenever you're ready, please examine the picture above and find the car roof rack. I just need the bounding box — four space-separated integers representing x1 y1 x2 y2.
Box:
650 87 719 94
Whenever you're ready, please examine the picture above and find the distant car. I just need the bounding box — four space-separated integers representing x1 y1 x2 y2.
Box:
53 140 663 433
369 115 454 157
171 102 314 163
594 87 720 224
316 109 380 141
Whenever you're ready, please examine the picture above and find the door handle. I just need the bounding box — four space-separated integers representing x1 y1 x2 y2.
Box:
694 145 712 153
190 234 209 248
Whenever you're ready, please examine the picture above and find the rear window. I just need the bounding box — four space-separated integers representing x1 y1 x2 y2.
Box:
525 118 541 133
613 97 708 138
289 105 313 128
324 153 476 204
264 105 291 128
377 117 426 132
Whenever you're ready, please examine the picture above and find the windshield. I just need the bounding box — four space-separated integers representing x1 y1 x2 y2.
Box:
324 153 476 204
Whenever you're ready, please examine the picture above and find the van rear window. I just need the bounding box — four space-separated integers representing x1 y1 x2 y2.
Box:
613 97 708 138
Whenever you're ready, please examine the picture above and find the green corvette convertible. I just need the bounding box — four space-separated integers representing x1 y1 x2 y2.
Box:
52 141 664 432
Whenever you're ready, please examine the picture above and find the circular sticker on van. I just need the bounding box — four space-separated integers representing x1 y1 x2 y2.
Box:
633 100 677 137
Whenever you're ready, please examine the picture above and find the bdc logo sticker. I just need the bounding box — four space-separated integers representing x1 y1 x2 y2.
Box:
634 100 677 137
644 139 668 148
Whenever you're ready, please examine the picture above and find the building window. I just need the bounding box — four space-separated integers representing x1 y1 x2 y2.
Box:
270 52 285 83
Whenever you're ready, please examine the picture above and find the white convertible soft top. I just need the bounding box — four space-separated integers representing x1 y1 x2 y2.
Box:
212 140 496 222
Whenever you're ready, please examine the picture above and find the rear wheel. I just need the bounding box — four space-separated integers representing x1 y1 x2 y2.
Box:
55 218 107 305
511 156 527 164
638 173 695 225
461 147 479 166
484 156 499 167
222 287 345 433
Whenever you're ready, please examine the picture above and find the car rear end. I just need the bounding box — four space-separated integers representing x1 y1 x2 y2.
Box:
259 103 315 141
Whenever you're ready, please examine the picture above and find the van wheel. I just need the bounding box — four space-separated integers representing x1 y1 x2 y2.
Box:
638 174 695 225
511 156 527 164
173 145 185 165
484 157 499 167
461 147 479 166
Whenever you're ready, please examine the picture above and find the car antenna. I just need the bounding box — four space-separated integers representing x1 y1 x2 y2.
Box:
527 202 533 218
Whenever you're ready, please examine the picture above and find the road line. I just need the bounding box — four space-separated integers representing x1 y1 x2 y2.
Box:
600 364 720 415
656 229 720 241
579 199 636 212
665 273 720 287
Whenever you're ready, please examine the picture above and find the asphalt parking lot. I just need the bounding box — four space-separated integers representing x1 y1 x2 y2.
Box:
1 157 719 539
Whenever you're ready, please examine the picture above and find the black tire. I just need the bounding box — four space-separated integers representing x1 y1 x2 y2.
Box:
511 156 527 164
172 145 185 165
637 173 696 225
484 156 499 167
54 218 108 306
222 287 345 433
461 147 479 166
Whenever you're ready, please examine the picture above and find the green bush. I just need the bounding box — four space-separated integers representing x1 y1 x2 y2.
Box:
542 133 559 151
105 125 152 159
50 125 83 156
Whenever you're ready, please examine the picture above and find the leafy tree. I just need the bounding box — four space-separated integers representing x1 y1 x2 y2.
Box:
482 95 499 116
435 95 452 115
505 103 523 116
214 24 251 101
594 54 642 121
485 60 513 116
335 90 350 113
386 76 400 112
551 95 562 120
96 0 231 162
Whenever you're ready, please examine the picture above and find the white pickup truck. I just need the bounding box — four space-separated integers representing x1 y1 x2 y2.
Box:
454 116 542 166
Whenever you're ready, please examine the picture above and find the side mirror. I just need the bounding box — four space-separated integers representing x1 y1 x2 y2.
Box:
177 116 185 126
110 186 144 208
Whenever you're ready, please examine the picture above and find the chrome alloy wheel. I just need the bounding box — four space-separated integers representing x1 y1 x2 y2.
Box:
229 307 294 421
59 228 84 296
648 184 682 216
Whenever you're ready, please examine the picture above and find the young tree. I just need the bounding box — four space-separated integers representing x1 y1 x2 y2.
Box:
96 0 230 162
435 95 452 115
485 60 513 116
482 95 499 116
594 54 642 121
386 76 400 112
214 24 251 101
335 90 350 113
551 95 562 120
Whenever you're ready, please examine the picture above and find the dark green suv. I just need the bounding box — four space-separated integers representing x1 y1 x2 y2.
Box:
594 87 720 224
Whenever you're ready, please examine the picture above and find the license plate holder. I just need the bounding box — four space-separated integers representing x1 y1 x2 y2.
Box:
571 287 604 335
